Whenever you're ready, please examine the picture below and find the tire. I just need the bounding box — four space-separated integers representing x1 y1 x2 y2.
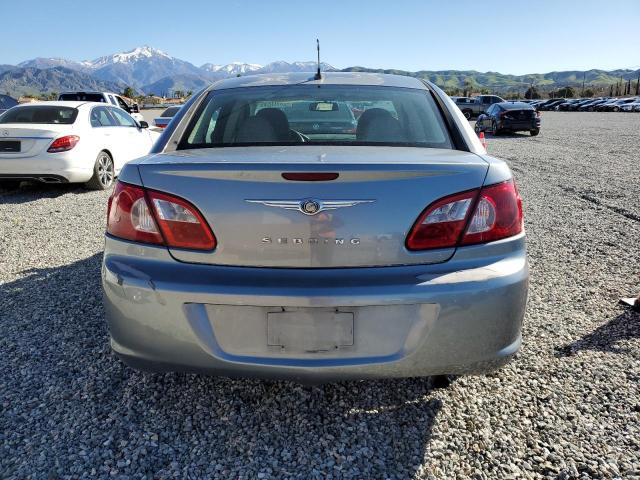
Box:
491 121 500 136
530 129 540 136
474 123 481 134
85 151 114 190
0 180 21 190
462 109 472 120
612 107 619 112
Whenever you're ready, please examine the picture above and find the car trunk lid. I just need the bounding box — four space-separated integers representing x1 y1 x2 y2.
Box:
137 146 488 268
0 124 72 158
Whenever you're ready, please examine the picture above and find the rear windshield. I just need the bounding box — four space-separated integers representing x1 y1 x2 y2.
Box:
0 106 78 124
59 93 105 102
161 106 180 117
0 95 18 109
180 85 452 149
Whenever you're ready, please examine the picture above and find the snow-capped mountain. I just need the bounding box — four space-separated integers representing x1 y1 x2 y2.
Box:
87 46 171 69
257 61 336 74
12 46 337 95
201 62 263 76
83 46 204 89
17 57 92 71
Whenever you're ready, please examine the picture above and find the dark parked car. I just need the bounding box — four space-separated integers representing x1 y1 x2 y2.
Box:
0 94 18 116
153 106 182 129
475 102 540 136
578 98 610 111
538 99 567 111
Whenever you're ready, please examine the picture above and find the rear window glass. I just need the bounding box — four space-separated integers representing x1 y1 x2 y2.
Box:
59 93 105 102
161 107 180 117
180 85 452 149
0 106 78 124
0 95 18 109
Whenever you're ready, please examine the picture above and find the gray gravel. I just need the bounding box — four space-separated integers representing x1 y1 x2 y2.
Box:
1 112 639 479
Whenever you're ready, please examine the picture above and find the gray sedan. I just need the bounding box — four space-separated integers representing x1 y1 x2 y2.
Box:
102 72 528 383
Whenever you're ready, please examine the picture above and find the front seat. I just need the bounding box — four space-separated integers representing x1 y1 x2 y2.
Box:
235 116 277 143
356 108 406 142
256 108 291 142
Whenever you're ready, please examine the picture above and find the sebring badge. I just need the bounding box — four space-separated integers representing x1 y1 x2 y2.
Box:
246 199 374 216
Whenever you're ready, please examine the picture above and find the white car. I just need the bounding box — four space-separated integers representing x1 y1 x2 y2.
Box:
620 100 640 112
0 102 159 190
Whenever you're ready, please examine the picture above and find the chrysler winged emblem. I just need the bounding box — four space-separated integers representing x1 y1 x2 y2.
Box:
246 199 375 216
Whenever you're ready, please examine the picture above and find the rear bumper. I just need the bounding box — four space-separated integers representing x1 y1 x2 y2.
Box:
499 119 540 131
102 234 528 382
0 154 93 183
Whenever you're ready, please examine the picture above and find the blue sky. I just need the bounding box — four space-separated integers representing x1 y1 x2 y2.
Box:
3 0 639 74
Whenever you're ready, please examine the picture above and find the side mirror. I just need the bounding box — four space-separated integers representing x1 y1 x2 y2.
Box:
130 104 140 113
138 120 149 129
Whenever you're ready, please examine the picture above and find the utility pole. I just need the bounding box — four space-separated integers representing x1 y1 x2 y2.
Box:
581 72 586 97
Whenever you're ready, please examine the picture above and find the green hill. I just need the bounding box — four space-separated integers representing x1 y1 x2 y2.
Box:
341 67 640 96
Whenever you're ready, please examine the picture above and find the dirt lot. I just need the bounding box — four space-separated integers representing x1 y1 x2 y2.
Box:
1 112 639 479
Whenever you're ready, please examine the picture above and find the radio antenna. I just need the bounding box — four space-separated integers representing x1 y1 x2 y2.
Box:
314 39 322 80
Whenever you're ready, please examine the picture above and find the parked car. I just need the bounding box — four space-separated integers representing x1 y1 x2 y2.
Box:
102 72 528 383
598 97 638 112
578 98 610 111
0 94 18 116
153 106 182 129
537 99 566 111
620 100 640 112
475 101 540 136
0 102 159 190
58 91 144 123
454 95 505 119
594 98 621 111
567 98 597 111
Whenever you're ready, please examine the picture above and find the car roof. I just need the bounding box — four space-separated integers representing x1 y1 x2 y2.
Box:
13 101 87 108
210 72 428 91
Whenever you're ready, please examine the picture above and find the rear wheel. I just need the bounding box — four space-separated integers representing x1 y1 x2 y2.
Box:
474 122 481 134
491 121 500 136
85 151 114 190
0 180 21 190
530 129 540 136
462 109 472 120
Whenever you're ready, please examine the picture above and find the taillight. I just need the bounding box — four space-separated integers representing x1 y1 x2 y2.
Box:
406 179 523 251
47 135 80 153
460 180 523 245
107 181 216 250
406 190 477 250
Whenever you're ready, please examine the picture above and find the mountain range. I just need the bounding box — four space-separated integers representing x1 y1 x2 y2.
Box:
2 45 639 98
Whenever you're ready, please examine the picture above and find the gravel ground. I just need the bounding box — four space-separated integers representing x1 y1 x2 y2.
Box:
1 112 639 479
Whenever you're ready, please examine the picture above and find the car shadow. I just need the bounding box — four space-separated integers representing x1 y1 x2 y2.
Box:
555 309 640 356
0 181 94 204
1 253 444 477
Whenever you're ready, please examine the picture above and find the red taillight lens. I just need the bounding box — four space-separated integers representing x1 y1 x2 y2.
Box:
107 181 216 251
107 182 164 245
460 180 523 245
147 190 216 250
47 135 80 153
406 179 523 251
406 190 478 250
